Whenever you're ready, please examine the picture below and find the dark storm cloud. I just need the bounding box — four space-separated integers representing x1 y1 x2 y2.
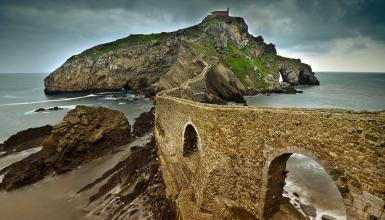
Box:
0 0 384 72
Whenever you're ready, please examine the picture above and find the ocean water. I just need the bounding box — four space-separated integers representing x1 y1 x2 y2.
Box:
0 73 152 142
246 72 385 110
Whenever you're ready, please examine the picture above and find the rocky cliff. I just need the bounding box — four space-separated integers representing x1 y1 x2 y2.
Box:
44 15 319 101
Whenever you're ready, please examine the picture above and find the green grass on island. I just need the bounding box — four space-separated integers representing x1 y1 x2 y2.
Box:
79 33 166 58
220 43 280 88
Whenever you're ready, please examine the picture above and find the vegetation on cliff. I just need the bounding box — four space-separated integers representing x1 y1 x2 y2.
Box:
77 33 167 58
44 14 319 101
221 44 255 84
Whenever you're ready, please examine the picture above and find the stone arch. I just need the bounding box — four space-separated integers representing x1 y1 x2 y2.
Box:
182 123 199 157
180 122 201 182
278 68 289 83
260 147 350 220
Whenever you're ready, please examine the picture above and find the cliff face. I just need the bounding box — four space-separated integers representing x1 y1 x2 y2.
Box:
44 37 179 95
44 15 319 99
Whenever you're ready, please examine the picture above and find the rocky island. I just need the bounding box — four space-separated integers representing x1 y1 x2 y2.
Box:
44 14 319 103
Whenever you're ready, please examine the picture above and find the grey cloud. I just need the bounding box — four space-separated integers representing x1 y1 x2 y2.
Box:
0 0 384 72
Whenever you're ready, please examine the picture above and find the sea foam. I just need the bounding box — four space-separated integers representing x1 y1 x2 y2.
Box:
1 94 99 106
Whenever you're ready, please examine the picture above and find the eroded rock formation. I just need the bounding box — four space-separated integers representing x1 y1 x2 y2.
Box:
78 137 177 220
0 125 52 155
0 106 132 191
44 15 319 101
132 107 155 137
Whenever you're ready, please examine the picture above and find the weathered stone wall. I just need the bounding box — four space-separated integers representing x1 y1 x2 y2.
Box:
155 62 385 220
155 93 385 219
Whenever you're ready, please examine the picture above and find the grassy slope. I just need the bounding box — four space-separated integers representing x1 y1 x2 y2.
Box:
220 43 279 88
78 33 166 58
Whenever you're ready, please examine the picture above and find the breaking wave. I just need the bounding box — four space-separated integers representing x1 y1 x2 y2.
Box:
0 94 99 106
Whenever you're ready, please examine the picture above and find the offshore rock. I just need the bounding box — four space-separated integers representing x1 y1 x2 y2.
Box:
276 58 319 85
34 106 63 112
245 82 302 95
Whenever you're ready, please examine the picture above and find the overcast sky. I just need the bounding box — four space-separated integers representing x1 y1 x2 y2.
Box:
0 0 384 73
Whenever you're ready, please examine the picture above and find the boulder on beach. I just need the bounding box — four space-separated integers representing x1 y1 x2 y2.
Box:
42 105 132 156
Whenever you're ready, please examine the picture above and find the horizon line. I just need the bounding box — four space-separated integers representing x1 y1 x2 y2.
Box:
1 71 385 74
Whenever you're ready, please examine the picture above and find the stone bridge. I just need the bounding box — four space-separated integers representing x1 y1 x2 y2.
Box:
154 64 385 220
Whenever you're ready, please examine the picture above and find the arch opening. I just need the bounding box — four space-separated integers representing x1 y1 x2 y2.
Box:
183 124 198 157
279 72 284 83
263 153 346 220
181 123 201 182
279 68 288 83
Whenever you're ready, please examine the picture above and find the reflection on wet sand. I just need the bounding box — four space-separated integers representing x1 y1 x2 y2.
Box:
284 154 346 220
0 136 150 220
